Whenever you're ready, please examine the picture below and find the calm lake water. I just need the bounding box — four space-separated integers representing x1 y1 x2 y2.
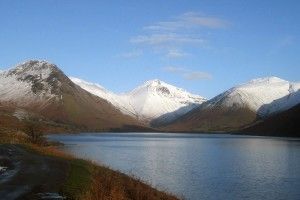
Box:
48 133 300 200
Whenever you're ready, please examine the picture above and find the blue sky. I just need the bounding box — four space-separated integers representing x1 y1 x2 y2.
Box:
0 0 299 98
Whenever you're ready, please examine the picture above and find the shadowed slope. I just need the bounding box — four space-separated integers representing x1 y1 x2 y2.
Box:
241 103 300 137
163 105 257 132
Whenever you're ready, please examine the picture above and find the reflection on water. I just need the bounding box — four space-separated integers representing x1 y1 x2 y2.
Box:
48 133 300 200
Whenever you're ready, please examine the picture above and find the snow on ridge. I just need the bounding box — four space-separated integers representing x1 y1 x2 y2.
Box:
123 79 206 120
126 79 206 101
205 76 300 116
247 76 285 84
70 77 106 91
70 77 206 121
7 60 58 80
70 77 136 116
0 60 61 106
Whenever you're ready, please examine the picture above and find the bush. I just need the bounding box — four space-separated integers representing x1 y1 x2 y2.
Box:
23 120 44 144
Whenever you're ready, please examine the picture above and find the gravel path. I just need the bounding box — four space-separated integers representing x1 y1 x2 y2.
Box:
0 144 68 200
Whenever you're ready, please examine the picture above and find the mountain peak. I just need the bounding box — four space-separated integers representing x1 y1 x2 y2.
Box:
144 79 164 87
71 77 206 122
205 76 300 117
247 76 286 85
6 60 61 79
0 60 69 100
12 59 58 71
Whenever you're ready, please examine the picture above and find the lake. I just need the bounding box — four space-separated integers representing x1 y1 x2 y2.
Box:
48 133 300 200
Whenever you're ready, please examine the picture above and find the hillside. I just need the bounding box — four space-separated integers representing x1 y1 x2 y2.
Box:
240 103 300 137
0 60 144 132
163 77 300 132
71 78 206 124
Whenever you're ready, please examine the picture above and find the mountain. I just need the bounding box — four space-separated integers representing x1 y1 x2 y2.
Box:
0 60 144 132
240 103 300 137
164 77 300 132
69 77 136 116
70 78 206 123
2 61 299 135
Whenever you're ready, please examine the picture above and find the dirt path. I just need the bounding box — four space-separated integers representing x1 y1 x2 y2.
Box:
0 144 69 200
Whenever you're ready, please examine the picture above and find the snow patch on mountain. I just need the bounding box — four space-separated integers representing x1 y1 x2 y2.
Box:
205 76 300 116
69 77 135 116
0 60 61 106
125 79 206 121
70 78 206 121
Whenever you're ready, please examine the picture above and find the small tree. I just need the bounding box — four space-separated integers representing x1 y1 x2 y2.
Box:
23 120 43 144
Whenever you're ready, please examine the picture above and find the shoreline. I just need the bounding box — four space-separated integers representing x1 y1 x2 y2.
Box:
0 132 180 200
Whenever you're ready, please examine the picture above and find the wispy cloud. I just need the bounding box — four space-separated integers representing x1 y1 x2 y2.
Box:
126 11 229 60
163 66 212 81
117 50 143 58
183 71 212 80
128 12 228 58
268 36 294 55
130 33 204 46
144 12 229 31
166 49 188 58
163 66 186 73
277 36 294 48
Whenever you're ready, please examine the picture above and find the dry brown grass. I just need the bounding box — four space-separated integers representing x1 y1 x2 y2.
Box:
28 144 74 160
0 130 28 144
81 164 179 200
31 145 180 200
1 130 180 200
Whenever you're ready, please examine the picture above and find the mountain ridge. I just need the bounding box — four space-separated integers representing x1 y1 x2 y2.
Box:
162 76 300 132
240 103 300 137
1 60 300 136
0 60 146 132
70 77 207 123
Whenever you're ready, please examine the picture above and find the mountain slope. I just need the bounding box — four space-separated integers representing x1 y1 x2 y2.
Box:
0 60 144 132
241 103 300 137
164 77 300 132
70 78 206 123
202 77 300 116
69 77 136 116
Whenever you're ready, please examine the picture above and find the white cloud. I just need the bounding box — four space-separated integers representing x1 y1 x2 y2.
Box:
183 71 212 80
127 11 229 59
268 36 294 55
117 50 142 58
278 36 294 48
163 66 212 81
163 66 186 73
130 33 204 46
180 12 229 28
144 12 228 31
166 49 188 58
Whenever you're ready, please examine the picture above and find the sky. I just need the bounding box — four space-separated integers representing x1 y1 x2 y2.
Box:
0 0 299 98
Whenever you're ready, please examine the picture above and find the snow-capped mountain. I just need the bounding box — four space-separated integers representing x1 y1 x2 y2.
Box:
0 60 143 131
2 60 299 134
0 60 62 106
124 79 206 121
164 77 300 132
70 78 206 122
69 77 136 116
204 77 300 116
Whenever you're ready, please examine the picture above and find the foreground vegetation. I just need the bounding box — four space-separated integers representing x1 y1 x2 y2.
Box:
0 131 180 200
